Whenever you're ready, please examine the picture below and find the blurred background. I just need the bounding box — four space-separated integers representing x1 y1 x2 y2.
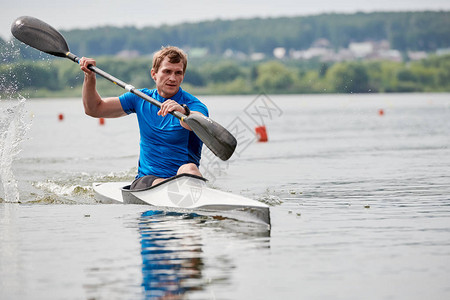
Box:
1 0 449 99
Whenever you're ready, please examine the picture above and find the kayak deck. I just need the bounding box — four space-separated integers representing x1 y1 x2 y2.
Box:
93 174 270 225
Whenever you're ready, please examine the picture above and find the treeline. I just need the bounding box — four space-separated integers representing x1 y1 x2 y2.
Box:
1 11 449 97
1 11 449 62
1 54 449 98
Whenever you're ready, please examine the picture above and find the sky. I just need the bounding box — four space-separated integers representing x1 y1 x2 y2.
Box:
1 0 449 40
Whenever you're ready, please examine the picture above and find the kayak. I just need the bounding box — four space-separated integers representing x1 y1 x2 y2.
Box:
93 174 270 225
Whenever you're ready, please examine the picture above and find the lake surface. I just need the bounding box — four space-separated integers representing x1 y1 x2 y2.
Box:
1 93 449 299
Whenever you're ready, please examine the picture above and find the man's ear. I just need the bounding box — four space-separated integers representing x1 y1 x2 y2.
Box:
150 69 156 81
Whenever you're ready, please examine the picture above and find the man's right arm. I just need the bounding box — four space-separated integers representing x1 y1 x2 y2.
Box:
80 57 127 118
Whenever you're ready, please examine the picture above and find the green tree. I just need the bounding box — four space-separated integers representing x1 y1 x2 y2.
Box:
326 62 370 93
202 61 244 83
255 61 297 92
184 67 206 86
0 62 59 91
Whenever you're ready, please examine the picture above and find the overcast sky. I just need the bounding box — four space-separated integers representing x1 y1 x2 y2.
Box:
2 0 449 40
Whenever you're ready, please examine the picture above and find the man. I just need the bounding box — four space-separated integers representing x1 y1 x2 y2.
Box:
80 46 208 189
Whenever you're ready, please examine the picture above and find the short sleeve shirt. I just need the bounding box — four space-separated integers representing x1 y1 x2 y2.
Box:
119 87 209 178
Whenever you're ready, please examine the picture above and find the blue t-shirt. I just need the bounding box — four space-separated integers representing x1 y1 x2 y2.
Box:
119 87 209 179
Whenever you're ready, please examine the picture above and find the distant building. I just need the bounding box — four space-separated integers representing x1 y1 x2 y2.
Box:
250 53 265 61
349 42 374 58
223 49 247 60
312 38 331 48
407 51 428 61
289 47 333 60
267 39 430 63
273 47 286 59
376 49 402 62
188 48 209 58
334 48 354 61
116 50 140 58
436 48 450 56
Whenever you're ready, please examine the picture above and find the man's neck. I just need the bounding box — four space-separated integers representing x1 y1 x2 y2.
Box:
158 87 180 99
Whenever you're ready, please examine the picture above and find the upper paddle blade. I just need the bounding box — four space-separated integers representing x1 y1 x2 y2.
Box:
11 16 69 57
184 114 237 161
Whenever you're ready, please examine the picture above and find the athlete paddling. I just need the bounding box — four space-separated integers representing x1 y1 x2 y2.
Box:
80 46 208 189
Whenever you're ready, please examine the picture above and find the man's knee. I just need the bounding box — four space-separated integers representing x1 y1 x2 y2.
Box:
177 163 201 176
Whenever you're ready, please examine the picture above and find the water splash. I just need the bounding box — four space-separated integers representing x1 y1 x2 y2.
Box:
26 169 137 204
0 97 30 202
30 180 92 204
1 40 22 100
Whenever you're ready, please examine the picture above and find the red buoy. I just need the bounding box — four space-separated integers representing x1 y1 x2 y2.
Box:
58 113 64 121
378 109 385 116
99 118 105 125
255 125 268 142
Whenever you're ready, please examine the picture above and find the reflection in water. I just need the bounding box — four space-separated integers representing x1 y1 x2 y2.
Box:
138 210 271 299
139 210 205 299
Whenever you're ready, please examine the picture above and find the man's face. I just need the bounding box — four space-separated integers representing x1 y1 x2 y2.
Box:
151 57 185 99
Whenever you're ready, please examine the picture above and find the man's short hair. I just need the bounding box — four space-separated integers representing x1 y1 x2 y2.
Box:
152 46 188 74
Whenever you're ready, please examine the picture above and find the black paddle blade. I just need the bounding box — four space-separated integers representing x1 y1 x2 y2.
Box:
185 114 237 161
11 16 69 57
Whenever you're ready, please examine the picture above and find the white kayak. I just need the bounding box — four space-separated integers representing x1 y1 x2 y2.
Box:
93 174 270 225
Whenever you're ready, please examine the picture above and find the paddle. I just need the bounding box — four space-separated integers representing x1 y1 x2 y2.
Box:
11 16 237 161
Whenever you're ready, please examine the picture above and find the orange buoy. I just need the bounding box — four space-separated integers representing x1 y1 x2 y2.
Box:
58 113 64 121
255 125 268 142
99 118 105 125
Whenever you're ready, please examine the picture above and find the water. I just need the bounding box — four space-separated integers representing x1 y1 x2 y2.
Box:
1 93 450 299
